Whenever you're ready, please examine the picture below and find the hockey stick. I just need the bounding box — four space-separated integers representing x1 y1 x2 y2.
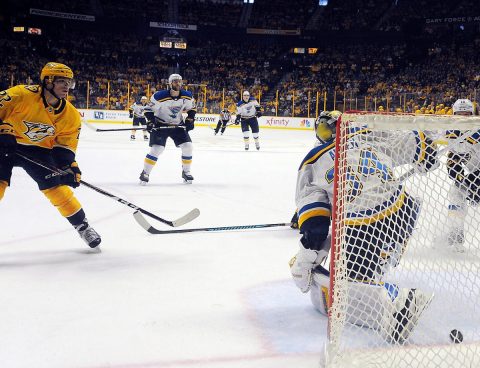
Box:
16 153 200 227
133 211 290 234
83 125 183 133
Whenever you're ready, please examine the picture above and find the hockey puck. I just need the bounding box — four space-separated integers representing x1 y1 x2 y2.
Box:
449 329 463 343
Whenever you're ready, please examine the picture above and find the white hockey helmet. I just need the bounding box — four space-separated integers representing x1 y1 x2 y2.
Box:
140 96 148 101
315 110 342 143
453 99 474 115
168 73 183 86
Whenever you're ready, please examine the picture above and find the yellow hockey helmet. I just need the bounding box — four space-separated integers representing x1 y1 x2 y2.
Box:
40 62 74 81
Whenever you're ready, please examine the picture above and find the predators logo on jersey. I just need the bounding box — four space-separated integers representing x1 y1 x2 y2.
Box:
23 121 56 142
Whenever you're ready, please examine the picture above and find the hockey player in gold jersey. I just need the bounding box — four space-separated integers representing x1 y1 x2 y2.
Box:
0 62 101 248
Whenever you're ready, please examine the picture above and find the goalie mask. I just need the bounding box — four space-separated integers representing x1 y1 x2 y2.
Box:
453 99 474 115
315 110 341 143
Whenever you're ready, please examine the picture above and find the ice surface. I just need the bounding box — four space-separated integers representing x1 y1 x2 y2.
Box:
0 124 324 368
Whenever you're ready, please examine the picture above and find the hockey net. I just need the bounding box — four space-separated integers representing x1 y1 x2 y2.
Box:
325 112 480 368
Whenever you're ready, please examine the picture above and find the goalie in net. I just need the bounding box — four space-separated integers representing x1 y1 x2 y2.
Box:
289 110 440 345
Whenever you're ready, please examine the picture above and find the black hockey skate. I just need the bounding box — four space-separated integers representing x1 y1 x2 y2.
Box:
75 219 101 248
139 170 149 185
255 143 260 150
130 135 135 141
182 171 194 184
245 144 249 151
143 135 149 141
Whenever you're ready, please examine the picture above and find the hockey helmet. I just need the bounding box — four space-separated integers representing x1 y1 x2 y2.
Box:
453 99 474 115
168 73 183 86
40 62 75 88
140 96 148 101
242 91 250 101
315 110 341 143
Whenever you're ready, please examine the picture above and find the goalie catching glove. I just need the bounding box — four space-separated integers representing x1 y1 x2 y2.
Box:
414 135 439 174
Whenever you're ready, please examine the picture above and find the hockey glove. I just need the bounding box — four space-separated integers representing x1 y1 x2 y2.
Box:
185 117 194 131
447 151 469 184
61 161 82 188
235 116 241 125
290 211 299 229
463 170 480 205
299 215 330 251
255 106 262 118
129 110 133 119
415 136 439 174
0 133 17 160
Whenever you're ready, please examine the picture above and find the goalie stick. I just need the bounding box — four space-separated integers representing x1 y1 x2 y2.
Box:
17 153 200 228
133 211 290 234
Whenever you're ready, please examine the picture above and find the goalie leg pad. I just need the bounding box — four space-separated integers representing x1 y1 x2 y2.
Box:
380 288 434 344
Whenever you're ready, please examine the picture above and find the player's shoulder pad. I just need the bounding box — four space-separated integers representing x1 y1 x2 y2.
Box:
237 100 244 107
22 85 41 94
298 141 335 171
179 90 193 99
249 97 257 102
152 90 171 101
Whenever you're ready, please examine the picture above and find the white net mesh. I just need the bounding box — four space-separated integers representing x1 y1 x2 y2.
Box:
326 112 480 368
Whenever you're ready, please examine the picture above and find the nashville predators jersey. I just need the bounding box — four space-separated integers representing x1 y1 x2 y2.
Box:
0 85 81 154
147 89 196 126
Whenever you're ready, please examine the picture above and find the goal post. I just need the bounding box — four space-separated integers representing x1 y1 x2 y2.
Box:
325 111 480 368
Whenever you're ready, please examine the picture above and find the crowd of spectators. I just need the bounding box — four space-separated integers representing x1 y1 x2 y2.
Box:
2 0 479 115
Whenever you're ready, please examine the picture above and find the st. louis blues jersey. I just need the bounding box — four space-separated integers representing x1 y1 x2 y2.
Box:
147 89 196 126
236 98 260 119
446 130 480 173
295 130 431 228
129 102 148 118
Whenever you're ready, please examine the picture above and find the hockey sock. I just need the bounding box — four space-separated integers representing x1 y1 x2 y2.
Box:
253 134 260 147
0 180 7 201
179 142 193 173
144 145 165 174
243 134 250 146
41 185 83 219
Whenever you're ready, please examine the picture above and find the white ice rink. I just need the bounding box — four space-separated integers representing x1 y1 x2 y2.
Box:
0 124 325 368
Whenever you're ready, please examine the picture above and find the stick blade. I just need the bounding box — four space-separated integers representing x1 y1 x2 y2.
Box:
133 210 156 233
133 208 200 234
171 208 200 227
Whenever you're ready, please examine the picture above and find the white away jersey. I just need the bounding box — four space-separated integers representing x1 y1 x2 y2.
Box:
236 98 260 119
147 89 196 125
130 102 148 118
296 129 430 228
446 130 480 173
